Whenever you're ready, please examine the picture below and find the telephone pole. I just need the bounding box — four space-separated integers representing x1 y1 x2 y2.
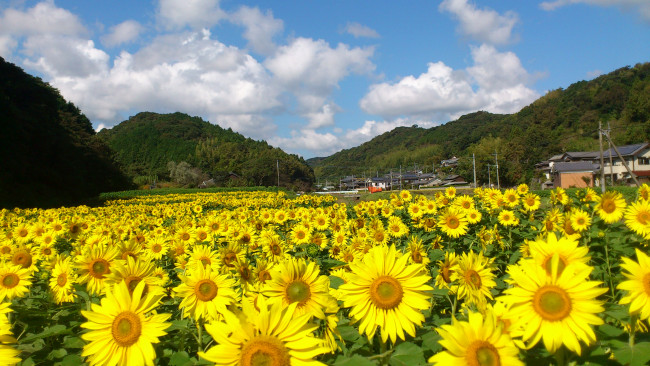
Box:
493 150 500 189
487 163 491 188
472 153 477 188
598 121 606 193
277 160 280 188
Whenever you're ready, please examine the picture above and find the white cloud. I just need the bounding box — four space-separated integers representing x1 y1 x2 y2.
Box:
265 37 375 127
360 44 539 119
540 0 650 21
304 103 340 129
586 69 603 78
0 1 87 37
343 22 380 38
230 6 284 55
157 0 226 30
22 36 109 78
0 35 17 56
439 0 519 45
102 20 144 47
271 118 437 157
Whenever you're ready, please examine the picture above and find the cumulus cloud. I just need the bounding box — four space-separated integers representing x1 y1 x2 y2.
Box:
343 22 380 38
0 35 17 56
102 20 144 47
439 0 519 45
0 1 87 37
360 44 539 119
540 0 650 21
22 36 110 78
270 118 437 157
230 6 284 55
265 37 375 127
157 0 226 30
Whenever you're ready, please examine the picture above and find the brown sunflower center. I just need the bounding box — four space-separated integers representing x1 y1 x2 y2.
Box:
12 250 32 268
90 259 110 279
270 244 282 255
224 252 238 267
601 199 616 213
466 340 501 366
373 231 385 243
441 266 453 283
2 273 19 288
465 270 482 289
124 276 143 294
181 233 191 241
447 217 459 229
111 311 142 347
285 280 311 305
198 232 208 241
152 244 162 253
296 231 306 240
638 212 650 225
195 279 218 302
369 276 404 309
643 273 650 296
240 335 290 366
259 270 272 283
533 285 572 321
57 273 67 287
411 251 423 263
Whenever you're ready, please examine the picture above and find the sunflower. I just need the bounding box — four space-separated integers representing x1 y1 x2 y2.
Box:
451 251 496 310
429 310 524 366
9 244 40 273
527 233 591 277
617 248 650 321
386 216 409 238
550 187 569 206
105 257 164 297
81 281 171 366
144 235 169 261
0 263 32 302
503 189 520 208
466 208 482 225
290 224 311 245
500 256 606 355
337 245 432 343
498 210 519 227
435 251 458 290
75 245 121 296
0 302 20 365
624 200 650 239
262 234 288 263
595 191 626 224
521 193 541 212
569 209 592 233
49 256 77 304
218 242 245 272
261 258 336 320
252 259 275 289
454 195 475 210
368 226 389 246
173 264 239 322
445 186 457 199
199 295 329 366
405 236 430 266
438 208 469 238
186 244 221 272
517 183 529 195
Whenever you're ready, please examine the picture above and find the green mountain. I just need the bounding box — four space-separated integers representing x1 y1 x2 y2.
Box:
98 112 315 190
308 62 650 187
0 57 133 209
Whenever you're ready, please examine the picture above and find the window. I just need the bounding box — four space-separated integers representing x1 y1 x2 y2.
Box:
639 157 650 165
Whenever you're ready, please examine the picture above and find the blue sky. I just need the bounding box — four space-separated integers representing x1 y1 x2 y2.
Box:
1 0 648 159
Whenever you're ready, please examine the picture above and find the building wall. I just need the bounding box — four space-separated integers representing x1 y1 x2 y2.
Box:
555 172 594 188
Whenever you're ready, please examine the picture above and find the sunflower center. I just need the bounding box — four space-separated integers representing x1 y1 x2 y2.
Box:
601 199 616 213
373 231 385 242
638 212 650 225
370 276 404 309
542 255 567 276
533 285 572 321
181 233 190 241
447 217 459 229
441 266 453 283
2 273 19 289
111 311 142 347
270 244 281 255
466 340 501 366
198 232 208 241
12 251 32 269
57 273 67 287
90 259 110 279
124 276 143 294
43 247 52 255
412 251 423 263
152 244 162 253
240 335 290 366
465 270 482 289
224 252 238 267
285 280 311 305
296 231 306 240
259 270 272 283
195 279 218 302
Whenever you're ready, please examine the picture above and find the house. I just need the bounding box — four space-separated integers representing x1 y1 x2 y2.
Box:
441 174 468 186
539 142 650 186
552 162 599 189
441 157 459 168
369 177 389 190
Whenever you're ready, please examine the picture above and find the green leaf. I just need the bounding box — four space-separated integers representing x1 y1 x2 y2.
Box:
170 351 193 366
339 325 361 342
63 336 86 349
334 354 376 366
388 341 426 366
47 348 68 360
611 340 650 366
420 331 442 354
19 325 70 343
57 354 84 366
330 275 344 289
596 323 625 338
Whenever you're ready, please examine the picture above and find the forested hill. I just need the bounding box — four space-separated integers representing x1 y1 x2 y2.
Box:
98 112 315 190
308 62 650 186
0 57 132 209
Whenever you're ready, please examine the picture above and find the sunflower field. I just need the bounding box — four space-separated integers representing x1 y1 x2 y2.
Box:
1 184 650 366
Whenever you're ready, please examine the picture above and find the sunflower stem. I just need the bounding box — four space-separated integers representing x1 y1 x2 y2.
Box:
196 319 204 352
602 236 616 299
629 313 638 347
554 346 567 366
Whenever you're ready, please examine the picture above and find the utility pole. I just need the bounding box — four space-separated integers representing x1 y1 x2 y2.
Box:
607 122 614 184
487 163 491 188
602 127 641 187
494 150 500 189
400 165 403 190
598 121 606 193
472 153 477 188
277 160 280 188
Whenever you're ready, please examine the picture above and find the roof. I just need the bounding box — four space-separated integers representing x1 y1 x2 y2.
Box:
548 154 566 161
553 161 599 173
603 143 648 158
